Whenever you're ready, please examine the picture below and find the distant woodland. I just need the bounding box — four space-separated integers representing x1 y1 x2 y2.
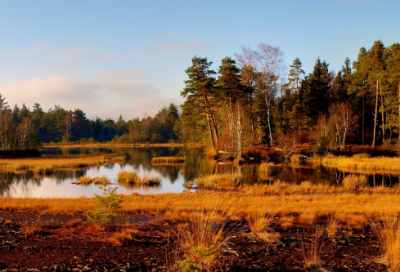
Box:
1 40 399 153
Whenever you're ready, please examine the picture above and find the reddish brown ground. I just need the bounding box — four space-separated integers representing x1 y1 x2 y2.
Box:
0 214 387 271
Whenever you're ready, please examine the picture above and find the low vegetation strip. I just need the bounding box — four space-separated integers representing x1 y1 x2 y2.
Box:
196 173 242 188
117 170 162 185
322 155 400 172
2 191 400 217
150 156 185 164
0 154 126 173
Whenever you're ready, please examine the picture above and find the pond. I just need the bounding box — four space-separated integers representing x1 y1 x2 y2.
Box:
0 147 399 198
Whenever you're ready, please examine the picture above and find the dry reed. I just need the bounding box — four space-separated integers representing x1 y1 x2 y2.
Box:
342 174 368 192
117 170 140 183
196 173 242 188
323 155 400 172
371 213 400 271
246 202 279 243
301 227 327 272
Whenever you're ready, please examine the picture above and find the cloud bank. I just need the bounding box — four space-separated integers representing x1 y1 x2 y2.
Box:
0 69 182 120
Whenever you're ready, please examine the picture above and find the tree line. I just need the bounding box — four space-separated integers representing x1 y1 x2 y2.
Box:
179 40 400 154
0 97 181 149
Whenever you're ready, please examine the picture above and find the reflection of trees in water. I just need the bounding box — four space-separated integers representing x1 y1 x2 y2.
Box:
0 171 42 197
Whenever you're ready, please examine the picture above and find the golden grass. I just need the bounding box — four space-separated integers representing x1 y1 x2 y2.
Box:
0 154 125 173
246 202 279 243
326 215 339 238
258 162 278 180
108 229 139 246
371 213 400 271
196 173 242 188
76 176 93 185
299 213 316 225
151 157 185 165
174 200 238 271
301 227 327 272
117 170 162 185
93 176 111 184
5 190 400 226
342 174 368 192
117 170 140 183
323 155 400 173
279 215 294 228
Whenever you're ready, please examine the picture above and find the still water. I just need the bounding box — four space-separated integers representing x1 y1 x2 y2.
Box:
0 147 399 198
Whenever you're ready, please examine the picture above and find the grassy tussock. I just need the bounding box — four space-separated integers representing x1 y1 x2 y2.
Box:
258 162 278 180
1 154 125 173
371 213 400 271
73 175 110 185
174 200 238 270
326 215 339 238
280 215 294 228
246 202 279 243
108 229 139 246
117 170 140 183
323 155 400 172
93 176 111 184
301 227 327 272
196 173 242 188
117 170 162 185
151 156 185 165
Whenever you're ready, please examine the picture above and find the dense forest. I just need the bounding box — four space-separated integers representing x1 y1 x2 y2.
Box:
1 40 399 154
179 40 400 155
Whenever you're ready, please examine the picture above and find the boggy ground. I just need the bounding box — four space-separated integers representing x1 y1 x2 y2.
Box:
0 214 387 272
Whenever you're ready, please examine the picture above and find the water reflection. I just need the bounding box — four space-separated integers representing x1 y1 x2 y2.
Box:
1 147 400 198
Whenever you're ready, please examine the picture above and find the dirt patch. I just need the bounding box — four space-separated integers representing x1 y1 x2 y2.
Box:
0 214 387 271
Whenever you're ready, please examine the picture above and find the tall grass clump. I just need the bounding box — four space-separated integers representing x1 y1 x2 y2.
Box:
196 173 242 188
301 227 328 272
175 201 238 272
117 170 140 183
76 176 93 185
259 162 278 180
371 213 400 271
93 176 111 184
342 174 367 192
246 202 279 243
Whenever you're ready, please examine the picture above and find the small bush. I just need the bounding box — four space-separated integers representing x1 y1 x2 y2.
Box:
342 174 368 192
87 183 128 225
177 243 216 272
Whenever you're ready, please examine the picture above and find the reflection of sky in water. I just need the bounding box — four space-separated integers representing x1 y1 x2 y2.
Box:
3 164 188 198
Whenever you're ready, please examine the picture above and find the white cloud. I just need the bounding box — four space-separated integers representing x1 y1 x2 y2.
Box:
0 69 181 120
154 39 207 51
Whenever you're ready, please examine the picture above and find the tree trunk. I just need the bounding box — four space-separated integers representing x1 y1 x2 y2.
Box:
249 93 255 146
362 95 364 145
265 92 274 147
203 91 216 149
237 102 242 158
381 87 385 141
372 80 379 147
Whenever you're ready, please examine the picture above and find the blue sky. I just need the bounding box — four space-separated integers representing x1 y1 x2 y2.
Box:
0 0 399 120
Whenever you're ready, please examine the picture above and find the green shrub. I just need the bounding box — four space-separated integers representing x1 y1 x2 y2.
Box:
87 183 128 225
177 243 216 272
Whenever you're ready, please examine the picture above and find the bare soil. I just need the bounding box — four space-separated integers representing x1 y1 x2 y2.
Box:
0 214 387 271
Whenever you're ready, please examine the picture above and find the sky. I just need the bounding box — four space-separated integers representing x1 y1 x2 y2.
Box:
0 0 399 120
